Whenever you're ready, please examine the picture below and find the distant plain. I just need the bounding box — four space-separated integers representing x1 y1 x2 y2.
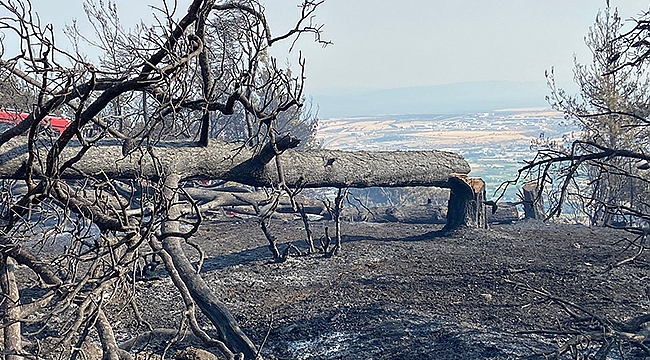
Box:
316 108 576 200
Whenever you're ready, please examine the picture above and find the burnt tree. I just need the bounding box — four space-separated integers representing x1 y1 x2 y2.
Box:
0 0 332 358
0 138 480 225
500 6 650 357
0 1 484 359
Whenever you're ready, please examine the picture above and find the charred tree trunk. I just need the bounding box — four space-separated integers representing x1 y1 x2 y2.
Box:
298 204 315 253
444 175 487 230
0 139 490 231
160 174 258 359
363 205 447 224
333 188 347 254
340 202 517 225
0 139 470 188
261 217 282 262
1 256 22 360
522 181 545 220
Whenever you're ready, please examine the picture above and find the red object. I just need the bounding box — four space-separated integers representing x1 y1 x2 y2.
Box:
0 109 70 134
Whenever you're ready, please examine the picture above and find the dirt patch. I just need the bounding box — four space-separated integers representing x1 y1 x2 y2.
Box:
133 218 649 359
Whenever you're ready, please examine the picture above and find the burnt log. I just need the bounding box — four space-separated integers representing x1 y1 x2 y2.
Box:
0 139 482 230
342 202 518 225
0 139 470 188
181 188 326 215
383 205 447 224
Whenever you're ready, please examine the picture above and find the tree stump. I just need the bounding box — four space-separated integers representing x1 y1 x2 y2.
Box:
444 175 487 230
522 181 545 220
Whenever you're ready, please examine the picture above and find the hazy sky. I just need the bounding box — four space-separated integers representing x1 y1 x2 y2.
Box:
26 0 650 95
262 0 650 94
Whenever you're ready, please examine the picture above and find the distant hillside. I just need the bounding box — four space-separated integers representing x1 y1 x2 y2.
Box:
309 81 550 118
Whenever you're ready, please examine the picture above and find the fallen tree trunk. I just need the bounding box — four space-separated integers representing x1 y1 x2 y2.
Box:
488 202 519 224
339 202 518 225
0 139 470 188
0 139 482 230
181 188 325 214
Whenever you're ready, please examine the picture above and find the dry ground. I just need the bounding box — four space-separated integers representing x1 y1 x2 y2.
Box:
131 218 650 359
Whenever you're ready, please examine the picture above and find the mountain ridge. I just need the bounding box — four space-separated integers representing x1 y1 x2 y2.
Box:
308 81 551 118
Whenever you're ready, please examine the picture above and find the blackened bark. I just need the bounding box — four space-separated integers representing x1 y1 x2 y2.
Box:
0 235 62 286
487 203 519 224
1 256 22 360
160 174 258 359
298 204 315 253
1 139 485 235
357 205 447 224
196 1 214 147
0 139 470 189
444 175 487 230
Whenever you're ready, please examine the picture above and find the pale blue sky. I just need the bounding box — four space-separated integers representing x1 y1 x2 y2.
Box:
263 0 650 94
25 0 650 95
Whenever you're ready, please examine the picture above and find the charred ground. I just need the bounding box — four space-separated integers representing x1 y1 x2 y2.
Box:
123 218 650 359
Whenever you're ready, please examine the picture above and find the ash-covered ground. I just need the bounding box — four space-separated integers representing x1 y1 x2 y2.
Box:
132 218 650 359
